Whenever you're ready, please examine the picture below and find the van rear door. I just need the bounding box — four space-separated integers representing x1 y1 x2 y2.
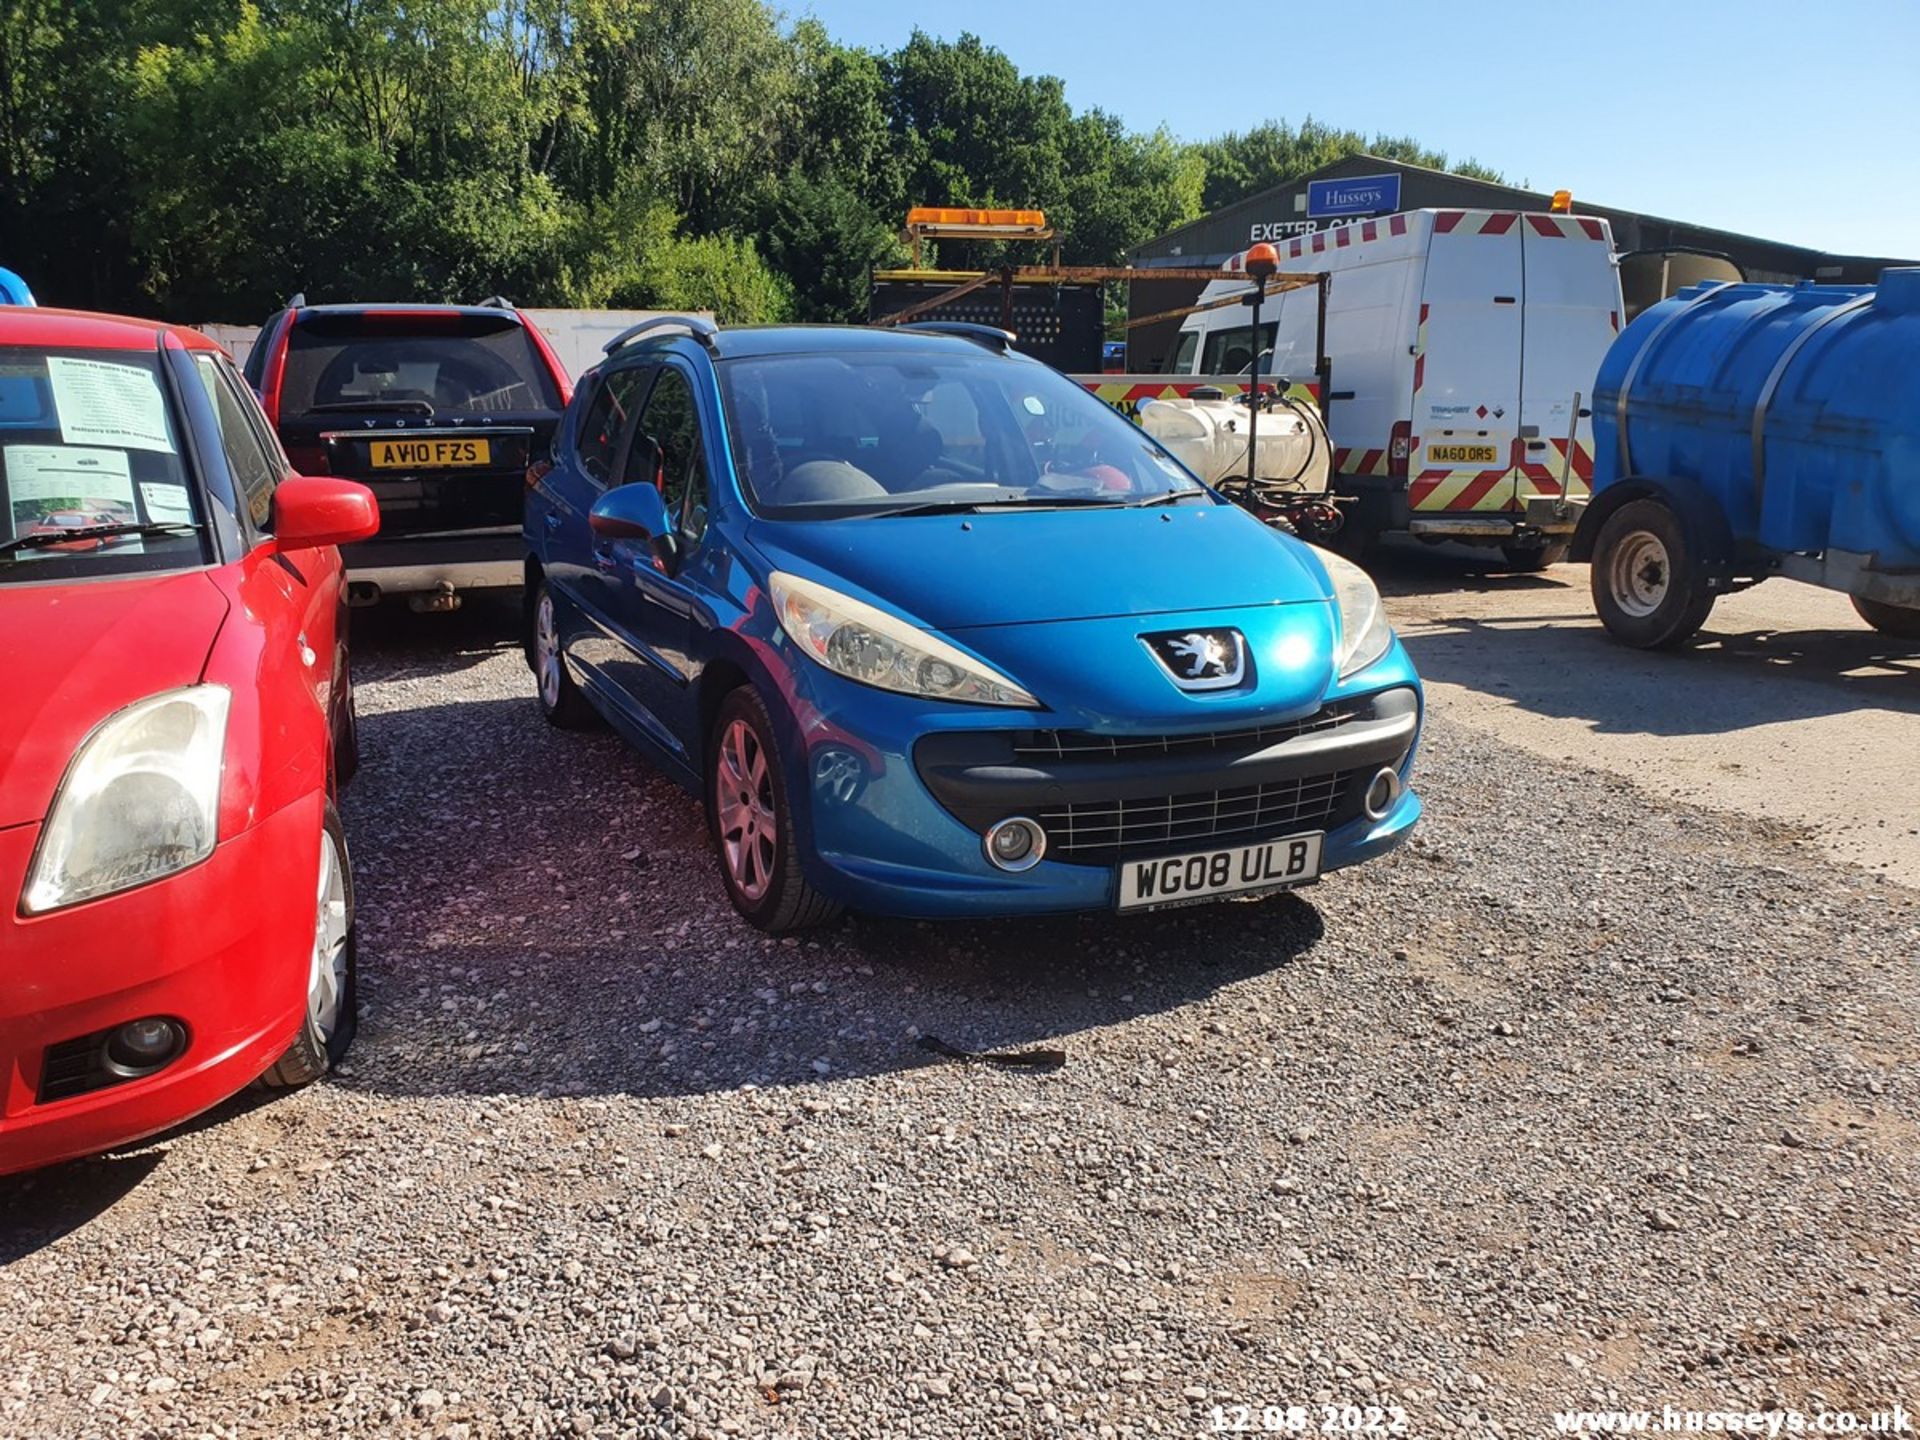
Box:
1518 215 1621 509
1411 213 1523 517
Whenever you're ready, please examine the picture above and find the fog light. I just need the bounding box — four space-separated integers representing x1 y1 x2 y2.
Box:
983 816 1047 872
103 1017 186 1078
1363 767 1403 821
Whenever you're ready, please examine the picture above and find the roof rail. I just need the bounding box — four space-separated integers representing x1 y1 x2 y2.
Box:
603 314 719 355
477 294 514 309
897 321 1016 352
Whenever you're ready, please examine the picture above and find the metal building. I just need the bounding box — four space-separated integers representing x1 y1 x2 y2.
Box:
1126 153 1914 372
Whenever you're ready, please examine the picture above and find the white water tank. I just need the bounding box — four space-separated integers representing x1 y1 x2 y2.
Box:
1137 395 1331 494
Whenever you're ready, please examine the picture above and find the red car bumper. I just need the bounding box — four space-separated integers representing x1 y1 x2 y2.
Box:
0 792 321 1176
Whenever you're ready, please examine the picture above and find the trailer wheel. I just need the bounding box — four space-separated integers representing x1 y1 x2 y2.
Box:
1851 595 1920 640
1590 500 1716 649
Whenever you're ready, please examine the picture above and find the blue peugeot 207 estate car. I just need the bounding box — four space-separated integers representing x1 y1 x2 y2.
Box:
522 318 1422 932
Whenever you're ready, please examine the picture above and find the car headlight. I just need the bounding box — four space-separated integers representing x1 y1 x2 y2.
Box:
769 572 1037 707
1317 549 1394 679
22 686 230 914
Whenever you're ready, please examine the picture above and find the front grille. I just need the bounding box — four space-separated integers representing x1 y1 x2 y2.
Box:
1012 702 1364 762
1040 770 1355 864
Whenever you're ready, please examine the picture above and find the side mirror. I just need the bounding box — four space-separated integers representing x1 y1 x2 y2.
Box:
589 483 676 569
272 475 379 551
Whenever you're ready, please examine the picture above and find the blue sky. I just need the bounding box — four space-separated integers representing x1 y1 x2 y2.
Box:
800 0 1920 260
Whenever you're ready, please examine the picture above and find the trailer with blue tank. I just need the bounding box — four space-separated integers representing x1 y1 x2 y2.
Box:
1573 268 1920 647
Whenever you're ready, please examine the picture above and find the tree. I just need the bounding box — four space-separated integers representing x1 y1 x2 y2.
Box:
2 1 1510 323
1194 117 1502 215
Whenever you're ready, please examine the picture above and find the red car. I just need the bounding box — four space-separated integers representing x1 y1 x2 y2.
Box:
0 307 379 1175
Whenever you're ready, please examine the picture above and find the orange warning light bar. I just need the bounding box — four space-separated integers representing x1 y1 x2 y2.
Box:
906 207 1049 230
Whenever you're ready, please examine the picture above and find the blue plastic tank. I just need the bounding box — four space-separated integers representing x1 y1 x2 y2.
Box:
1592 268 1920 571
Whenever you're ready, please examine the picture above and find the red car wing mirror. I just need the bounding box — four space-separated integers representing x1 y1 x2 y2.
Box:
272 476 380 552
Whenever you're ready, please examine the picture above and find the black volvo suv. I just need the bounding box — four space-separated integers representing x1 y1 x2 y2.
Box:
244 298 570 610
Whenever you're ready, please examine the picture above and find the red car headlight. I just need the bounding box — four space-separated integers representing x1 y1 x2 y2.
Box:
21 685 230 914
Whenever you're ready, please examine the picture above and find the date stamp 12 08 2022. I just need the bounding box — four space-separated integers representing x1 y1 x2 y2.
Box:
1208 1404 1411 1434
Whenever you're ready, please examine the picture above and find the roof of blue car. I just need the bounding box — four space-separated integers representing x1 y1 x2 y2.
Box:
668 324 1013 361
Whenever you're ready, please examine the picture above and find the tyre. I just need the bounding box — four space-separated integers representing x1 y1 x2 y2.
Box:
1851 595 1920 640
1589 500 1716 649
528 579 599 729
261 804 357 1088
1500 540 1569 572
707 687 842 934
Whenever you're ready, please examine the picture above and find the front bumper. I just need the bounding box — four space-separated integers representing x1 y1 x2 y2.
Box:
776 647 1423 921
0 794 320 1176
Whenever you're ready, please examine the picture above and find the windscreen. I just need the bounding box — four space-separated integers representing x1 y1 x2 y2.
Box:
0 345 208 583
718 348 1205 519
279 312 560 417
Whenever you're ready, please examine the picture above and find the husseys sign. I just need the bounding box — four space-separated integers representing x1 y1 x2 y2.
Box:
1247 173 1404 242
1308 174 1401 217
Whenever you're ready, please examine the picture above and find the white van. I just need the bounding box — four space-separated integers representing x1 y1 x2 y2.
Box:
1168 209 1624 567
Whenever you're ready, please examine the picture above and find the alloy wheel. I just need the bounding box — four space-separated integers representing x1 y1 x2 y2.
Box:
717 718 777 902
535 590 562 709
309 827 351 1043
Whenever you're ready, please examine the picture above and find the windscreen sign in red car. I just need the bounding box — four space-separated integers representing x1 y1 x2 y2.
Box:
0 306 380 1176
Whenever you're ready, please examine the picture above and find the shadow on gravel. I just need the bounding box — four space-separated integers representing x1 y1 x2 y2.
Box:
1370 546 1920 727
345 691 1328 1103
347 590 524 684
1367 542 1570 596
0 1150 165 1262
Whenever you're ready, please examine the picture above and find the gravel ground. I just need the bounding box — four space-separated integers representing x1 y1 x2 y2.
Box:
2 597 1916 1440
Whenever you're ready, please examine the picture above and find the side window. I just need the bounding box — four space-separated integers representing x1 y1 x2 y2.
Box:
630 368 709 549
679 438 709 548
241 314 279 390
576 365 654 484
1200 322 1278 376
194 354 280 534
1167 330 1199 375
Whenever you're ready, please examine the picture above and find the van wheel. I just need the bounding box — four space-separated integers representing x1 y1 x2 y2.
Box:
261 805 357 1088
1852 595 1920 639
1590 500 1716 649
707 687 842 934
1500 541 1569 573
529 581 598 729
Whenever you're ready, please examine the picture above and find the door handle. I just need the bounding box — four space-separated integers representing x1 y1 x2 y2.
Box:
544 513 562 531
1525 440 1548 450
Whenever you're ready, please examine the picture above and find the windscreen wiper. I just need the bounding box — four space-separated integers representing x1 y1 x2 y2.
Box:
1125 489 1207 507
1 521 204 556
856 493 1167 519
304 399 436 417
853 498 1007 518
